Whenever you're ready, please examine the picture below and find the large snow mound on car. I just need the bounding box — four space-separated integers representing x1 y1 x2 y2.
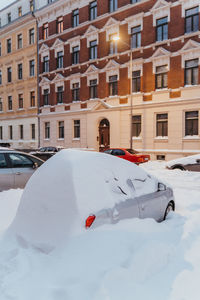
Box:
9 149 157 250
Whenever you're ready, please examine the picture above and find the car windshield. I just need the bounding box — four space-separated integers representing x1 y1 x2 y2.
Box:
126 149 138 154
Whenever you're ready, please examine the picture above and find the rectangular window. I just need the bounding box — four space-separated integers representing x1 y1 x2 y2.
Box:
17 34 22 49
45 122 50 139
43 56 49 73
29 28 35 44
90 79 98 99
0 70 2 85
72 83 80 101
132 115 141 137
109 75 118 96
0 98 2 111
30 91 35 107
7 13 11 24
185 59 198 85
7 39 11 53
18 94 23 109
43 89 49 105
57 51 63 69
7 67 12 83
19 125 24 139
109 34 118 54
156 113 168 137
0 126 3 140
185 6 199 33
90 1 97 20
57 16 63 33
132 70 141 92
74 120 80 138
156 65 168 89
72 9 79 28
43 23 48 39
29 60 35 76
18 63 23 80
18 6 22 17
185 111 198 136
9 125 13 140
58 121 64 139
8 96 12 111
109 0 117 12
89 40 97 60
31 124 35 140
30 0 34 11
72 46 79 64
156 17 168 41
57 86 63 104
131 25 141 48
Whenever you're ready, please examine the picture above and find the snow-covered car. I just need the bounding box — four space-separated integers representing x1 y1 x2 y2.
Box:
11 150 175 248
166 154 200 171
30 146 65 161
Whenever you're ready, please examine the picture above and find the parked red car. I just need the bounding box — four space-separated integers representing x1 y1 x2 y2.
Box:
104 148 150 164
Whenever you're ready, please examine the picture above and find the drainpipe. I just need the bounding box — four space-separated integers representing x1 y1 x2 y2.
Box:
32 11 40 149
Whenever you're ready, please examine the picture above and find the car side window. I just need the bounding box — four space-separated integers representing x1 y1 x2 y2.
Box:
104 150 112 154
112 149 125 156
8 153 34 168
0 153 8 168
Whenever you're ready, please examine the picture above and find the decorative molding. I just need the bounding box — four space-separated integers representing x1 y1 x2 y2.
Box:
67 35 81 53
151 0 171 26
180 0 200 18
83 25 99 47
103 59 120 82
84 64 99 85
101 17 120 41
180 39 200 68
50 38 64 57
68 72 81 89
151 47 171 73
128 58 144 78
125 12 144 34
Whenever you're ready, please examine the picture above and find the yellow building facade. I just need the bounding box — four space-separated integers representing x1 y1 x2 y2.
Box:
0 12 38 149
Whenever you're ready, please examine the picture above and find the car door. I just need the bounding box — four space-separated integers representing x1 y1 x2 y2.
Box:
185 159 200 171
7 153 35 189
0 153 14 191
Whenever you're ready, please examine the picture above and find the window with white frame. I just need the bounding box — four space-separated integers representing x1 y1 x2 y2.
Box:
132 115 141 137
45 122 50 139
57 51 63 69
184 59 198 85
43 89 49 105
132 70 141 92
90 79 98 98
74 120 80 138
57 86 63 104
185 6 199 33
131 25 141 48
58 121 64 139
155 65 168 89
72 83 80 101
156 113 168 137
109 75 118 95
156 17 168 41
185 111 198 136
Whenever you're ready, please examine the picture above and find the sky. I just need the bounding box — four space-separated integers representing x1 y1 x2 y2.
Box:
0 0 15 10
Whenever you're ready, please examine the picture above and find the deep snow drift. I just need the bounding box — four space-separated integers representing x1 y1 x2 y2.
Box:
8 149 158 250
0 156 200 300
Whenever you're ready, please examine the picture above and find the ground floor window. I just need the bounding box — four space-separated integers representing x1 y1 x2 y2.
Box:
185 111 198 136
74 120 80 138
156 113 168 137
45 122 50 139
58 121 64 139
132 115 141 137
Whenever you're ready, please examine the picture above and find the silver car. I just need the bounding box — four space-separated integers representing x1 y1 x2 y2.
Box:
0 149 44 191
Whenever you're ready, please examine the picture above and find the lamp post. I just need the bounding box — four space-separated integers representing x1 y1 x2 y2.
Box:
113 36 133 149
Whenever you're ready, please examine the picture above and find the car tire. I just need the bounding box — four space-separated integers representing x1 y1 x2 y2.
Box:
164 202 174 220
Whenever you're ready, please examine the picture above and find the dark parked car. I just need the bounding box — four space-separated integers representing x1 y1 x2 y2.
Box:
104 148 150 164
30 146 64 161
0 149 44 191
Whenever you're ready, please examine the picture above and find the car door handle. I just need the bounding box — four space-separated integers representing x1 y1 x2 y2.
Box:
15 172 21 175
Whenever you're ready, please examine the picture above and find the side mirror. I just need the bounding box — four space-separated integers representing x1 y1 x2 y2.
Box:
32 162 38 169
158 182 166 192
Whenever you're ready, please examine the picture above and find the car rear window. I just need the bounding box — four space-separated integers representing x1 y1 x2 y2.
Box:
112 149 125 156
126 149 138 154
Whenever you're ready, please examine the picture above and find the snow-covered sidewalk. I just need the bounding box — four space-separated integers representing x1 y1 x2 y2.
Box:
0 161 200 300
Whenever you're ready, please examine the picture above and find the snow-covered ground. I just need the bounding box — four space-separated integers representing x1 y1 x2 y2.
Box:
0 160 200 300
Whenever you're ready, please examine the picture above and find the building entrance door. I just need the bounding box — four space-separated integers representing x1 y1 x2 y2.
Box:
99 119 110 152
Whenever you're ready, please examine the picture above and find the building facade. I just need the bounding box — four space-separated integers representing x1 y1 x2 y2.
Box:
0 0 56 149
36 0 200 159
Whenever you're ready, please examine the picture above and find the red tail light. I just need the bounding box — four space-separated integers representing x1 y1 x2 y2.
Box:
137 157 144 163
85 215 96 228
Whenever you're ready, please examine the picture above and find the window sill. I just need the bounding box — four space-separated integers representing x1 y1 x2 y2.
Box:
183 136 200 140
44 138 50 141
132 137 142 140
57 138 64 141
73 138 80 141
154 137 168 141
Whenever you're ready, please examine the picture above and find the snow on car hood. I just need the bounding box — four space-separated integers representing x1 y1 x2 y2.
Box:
9 150 158 250
166 154 200 168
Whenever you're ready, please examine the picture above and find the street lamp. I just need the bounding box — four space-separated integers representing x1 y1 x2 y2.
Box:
113 35 133 149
